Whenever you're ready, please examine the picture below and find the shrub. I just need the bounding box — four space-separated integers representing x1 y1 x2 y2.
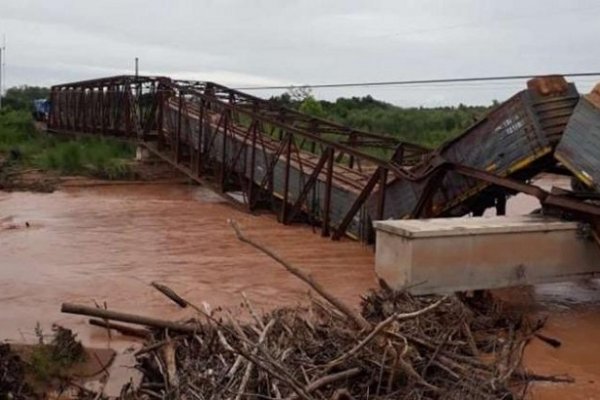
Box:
0 110 135 178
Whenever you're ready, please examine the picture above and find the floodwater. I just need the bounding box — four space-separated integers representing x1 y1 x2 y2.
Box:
1 176 600 398
0 184 375 346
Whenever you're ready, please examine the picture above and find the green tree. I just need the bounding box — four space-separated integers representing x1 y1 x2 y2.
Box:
299 96 326 118
1 86 50 112
269 93 490 148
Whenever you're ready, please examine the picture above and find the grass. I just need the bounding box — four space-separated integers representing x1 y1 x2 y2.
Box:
0 109 135 179
27 324 86 386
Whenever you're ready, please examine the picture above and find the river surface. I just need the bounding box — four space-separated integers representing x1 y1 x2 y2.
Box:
1 177 600 398
0 184 375 345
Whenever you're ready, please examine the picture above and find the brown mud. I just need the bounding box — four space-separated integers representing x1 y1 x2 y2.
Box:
0 154 183 193
1 175 599 398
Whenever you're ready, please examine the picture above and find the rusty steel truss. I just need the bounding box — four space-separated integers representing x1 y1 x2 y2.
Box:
48 75 600 242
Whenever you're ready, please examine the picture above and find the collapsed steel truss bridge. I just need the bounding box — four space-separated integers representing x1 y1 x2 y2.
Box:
47 74 600 242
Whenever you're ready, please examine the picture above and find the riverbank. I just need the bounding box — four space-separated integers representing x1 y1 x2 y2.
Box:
0 110 183 192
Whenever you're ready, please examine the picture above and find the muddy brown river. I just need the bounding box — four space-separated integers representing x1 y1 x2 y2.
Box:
1 178 600 398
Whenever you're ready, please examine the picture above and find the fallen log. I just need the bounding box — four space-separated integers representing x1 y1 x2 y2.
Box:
62 303 198 333
89 318 150 338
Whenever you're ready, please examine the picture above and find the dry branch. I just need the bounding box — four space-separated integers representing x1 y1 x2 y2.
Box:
62 303 198 333
151 282 188 308
286 368 362 400
326 296 446 369
235 319 275 400
229 219 371 330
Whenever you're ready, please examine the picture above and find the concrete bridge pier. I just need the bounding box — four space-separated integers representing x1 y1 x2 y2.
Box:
374 216 600 294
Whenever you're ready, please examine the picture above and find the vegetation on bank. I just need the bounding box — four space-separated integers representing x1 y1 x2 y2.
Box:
0 325 86 398
1 85 50 112
0 109 135 179
271 92 491 148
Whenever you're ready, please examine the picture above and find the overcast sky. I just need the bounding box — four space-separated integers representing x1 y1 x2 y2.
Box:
0 0 599 106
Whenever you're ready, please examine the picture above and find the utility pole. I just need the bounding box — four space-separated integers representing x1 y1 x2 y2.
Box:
135 57 139 79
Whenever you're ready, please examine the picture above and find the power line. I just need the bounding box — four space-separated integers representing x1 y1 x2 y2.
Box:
234 72 600 91
362 77 600 92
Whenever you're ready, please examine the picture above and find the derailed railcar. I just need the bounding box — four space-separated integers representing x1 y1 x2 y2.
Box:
368 76 580 221
161 97 377 238
161 77 582 241
555 84 600 192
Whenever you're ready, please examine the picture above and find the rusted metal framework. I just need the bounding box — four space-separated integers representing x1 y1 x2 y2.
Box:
556 84 600 191
48 74 600 242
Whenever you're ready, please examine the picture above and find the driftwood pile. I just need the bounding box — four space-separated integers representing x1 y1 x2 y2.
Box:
63 221 544 399
119 290 532 400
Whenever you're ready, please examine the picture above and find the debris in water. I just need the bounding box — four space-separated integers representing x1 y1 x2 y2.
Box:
60 221 552 399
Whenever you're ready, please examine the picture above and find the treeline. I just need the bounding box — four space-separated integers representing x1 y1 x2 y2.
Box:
271 92 491 148
1 86 50 112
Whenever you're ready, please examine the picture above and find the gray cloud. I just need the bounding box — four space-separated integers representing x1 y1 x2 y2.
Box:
1 0 599 106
